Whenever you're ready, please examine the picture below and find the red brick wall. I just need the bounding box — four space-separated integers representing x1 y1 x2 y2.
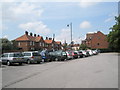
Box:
86 31 109 49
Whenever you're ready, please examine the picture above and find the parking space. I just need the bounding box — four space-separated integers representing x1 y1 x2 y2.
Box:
2 53 118 88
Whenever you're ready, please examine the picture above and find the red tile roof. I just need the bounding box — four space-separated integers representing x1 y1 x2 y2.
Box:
15 34 43 42
35 36 43 42
44 39 53 44
55 41 61 44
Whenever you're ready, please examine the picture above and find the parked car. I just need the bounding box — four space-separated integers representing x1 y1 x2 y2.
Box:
1 52 27 66
23 51 42 64
66 51 73 60
92 50 98 55
39 50 52 62
79 50 88 57
77 51 84 58
72 51 78 59
49 50 67 61
87 50 94 56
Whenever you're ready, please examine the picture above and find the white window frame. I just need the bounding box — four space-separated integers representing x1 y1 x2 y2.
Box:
18 42 21 46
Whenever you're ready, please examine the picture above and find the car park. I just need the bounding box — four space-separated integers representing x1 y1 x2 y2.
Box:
1 52 27 66
23 51 42 64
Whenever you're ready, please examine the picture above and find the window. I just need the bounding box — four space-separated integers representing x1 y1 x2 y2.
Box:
24 53 31 56
97 43 100 45
9 54 14 57
39 42 42 46
30 41 32 46
42 43 44 47
18 42 20 46
33 42 35 46
98 37 101 39
4 54 8 57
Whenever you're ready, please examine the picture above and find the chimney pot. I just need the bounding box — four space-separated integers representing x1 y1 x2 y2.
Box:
30 32 33 36
34 34 36 37
49 38 52 40
46 37 48 40
25 31 28 35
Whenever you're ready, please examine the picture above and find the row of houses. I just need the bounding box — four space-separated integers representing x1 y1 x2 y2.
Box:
15 31 62 51
14 31 109 51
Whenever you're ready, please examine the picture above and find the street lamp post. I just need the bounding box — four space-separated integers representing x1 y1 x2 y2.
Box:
67 22 72 45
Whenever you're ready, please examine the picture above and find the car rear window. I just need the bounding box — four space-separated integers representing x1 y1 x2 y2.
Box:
33 53 40 56
74 52 77 54
24 53 31 56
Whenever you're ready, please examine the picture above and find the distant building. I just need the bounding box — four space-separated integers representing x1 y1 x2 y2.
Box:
72 44 80 50
82 31 109 49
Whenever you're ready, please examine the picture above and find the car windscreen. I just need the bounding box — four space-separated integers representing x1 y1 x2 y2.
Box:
33 53 40 56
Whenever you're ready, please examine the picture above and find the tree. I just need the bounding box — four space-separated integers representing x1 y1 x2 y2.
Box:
0 38 13 51
79 44 89 50
107 15 120 51
11 40 19 50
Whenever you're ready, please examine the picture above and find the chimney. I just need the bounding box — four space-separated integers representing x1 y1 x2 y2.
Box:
34 34 36 37
46 37 48 40
30 32 33 36
25 31 28 35
49 38 52 40
38 35 40 37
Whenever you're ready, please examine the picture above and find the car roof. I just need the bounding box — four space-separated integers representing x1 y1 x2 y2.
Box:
3 52 22 54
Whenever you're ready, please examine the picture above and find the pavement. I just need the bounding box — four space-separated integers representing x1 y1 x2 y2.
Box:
1 53 118 88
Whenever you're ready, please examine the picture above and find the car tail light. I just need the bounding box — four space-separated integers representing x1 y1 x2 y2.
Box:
13 58 16 60
31 56 34 58
72 53 74 56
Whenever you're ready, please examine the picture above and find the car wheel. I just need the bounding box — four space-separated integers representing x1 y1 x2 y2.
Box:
19 63 22 65
27 60 30 64
42 59 44 62
55 58 58 61
7 61 11 66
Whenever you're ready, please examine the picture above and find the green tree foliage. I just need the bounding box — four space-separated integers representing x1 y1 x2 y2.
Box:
0 38 12 51
107 15 120 51
79 44 89 50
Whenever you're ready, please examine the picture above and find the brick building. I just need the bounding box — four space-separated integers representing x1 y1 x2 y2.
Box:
15 31 62 51
15 31 45 51
82 31 109 49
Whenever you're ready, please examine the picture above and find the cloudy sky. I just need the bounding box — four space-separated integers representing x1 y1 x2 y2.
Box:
1 0 118 44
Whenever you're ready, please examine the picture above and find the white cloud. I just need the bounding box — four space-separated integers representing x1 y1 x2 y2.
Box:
104 17 114 22
3 2 44 21
78 0 103 8
19 21 51 35
80 21 92 29
104 13 117 23
56 28 71 43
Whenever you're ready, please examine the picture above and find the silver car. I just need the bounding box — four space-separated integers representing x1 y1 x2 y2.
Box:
23 51 42 64
1 52 27 66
